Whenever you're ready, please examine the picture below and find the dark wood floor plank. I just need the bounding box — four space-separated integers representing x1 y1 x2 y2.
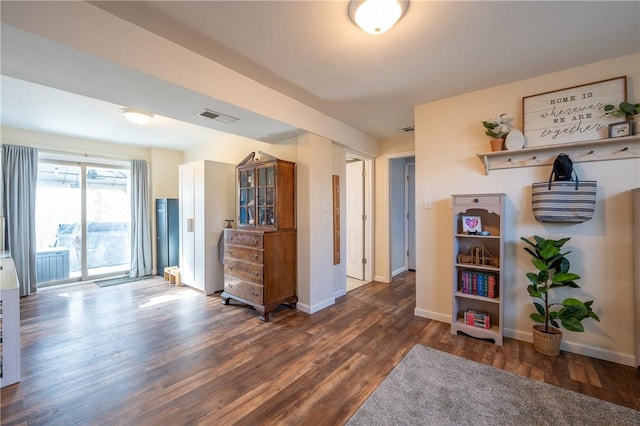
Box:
1 272 638 426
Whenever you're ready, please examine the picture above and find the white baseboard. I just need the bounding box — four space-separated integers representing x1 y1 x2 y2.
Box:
334 289 347 299
392 266 407 277
414 307 451 324
374 275 391 283
412 310 634 367
296 296 335 315
504 327 635 367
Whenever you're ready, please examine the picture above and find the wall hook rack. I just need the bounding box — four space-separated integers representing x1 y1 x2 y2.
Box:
477 135 640 174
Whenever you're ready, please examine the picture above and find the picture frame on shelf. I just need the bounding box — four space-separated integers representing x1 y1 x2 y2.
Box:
461 215 482 233
608 121 632 138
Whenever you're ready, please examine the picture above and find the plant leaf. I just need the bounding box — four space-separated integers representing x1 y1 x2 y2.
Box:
534 302 545 316
553 272 580 283
525 273 540 285
550 319 559 328
539 245 560 261
561 317 584 332
527 285 542 298
532 258 548 272
530 313 544 323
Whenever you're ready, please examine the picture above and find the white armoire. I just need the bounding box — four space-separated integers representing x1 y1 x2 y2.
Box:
179 160 235 295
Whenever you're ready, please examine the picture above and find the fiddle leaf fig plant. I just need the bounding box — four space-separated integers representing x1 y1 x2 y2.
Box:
521 236 600 333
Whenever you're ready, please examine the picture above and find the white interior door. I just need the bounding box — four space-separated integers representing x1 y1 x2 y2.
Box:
406 162 416 270
346 160 364 280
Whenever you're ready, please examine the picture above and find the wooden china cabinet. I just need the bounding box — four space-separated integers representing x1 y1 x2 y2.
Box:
220 152 297 321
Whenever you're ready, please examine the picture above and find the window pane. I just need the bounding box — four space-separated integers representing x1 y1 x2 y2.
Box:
85 166 130 276
35 163 81 282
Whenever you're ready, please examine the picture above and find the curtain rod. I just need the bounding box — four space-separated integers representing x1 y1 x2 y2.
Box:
37 147 147 166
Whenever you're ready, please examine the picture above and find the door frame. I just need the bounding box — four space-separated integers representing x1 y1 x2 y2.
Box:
405 161 416 271
35 154 132 287
345 150 373 283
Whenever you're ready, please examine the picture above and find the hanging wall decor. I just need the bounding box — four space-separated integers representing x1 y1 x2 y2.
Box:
523 76 626 147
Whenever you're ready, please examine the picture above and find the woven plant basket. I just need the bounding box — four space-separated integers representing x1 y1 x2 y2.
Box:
532 325 562 356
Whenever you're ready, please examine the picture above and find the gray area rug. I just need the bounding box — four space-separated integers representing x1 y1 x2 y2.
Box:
347 344 639 426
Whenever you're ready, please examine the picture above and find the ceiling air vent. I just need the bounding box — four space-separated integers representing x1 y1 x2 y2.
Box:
197 109 238 124
402 126 415 133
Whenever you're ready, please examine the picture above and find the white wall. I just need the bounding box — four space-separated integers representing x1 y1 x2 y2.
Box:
332 143 348 298
295 133 335 313
414 53 640 365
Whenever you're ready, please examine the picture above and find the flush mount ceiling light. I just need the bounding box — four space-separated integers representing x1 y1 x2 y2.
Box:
348 0 409 35
122 108 154 125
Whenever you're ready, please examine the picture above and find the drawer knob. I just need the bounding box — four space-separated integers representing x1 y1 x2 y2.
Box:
228 283 233 288
473 198 479 203
253 272 259 277
228 265 233 270
252 239 258 245
251 254 258 259
252 292 259 297
226 250 233 255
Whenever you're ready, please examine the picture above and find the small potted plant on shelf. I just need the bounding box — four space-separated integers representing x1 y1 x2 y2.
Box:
603 101 640 135
521 235 600 356
481 113 513 151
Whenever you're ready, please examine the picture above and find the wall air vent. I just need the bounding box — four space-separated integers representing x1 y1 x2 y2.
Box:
402 126 415 133
197 109 238 124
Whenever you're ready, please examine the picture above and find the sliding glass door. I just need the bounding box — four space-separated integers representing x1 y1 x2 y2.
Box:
35 161 131 286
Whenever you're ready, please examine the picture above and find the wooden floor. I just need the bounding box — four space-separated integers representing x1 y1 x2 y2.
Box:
1 271 638 425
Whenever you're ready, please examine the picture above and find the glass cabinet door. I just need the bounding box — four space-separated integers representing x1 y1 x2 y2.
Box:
239 169 255 225
256 165 275 226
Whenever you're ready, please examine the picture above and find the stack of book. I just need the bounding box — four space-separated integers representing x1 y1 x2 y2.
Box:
460 270 497 298
464 309 491 329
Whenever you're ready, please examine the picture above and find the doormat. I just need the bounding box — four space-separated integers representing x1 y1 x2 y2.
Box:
95 276 151 287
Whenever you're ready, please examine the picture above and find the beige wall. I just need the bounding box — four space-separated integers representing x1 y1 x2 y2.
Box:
374 133 415 282
414 53 640 365
183 134 297 165
1 126 150 161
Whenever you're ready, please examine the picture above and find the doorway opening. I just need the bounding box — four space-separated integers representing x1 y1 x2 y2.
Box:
345 152 373 291
35 159 131 287
389 156 415 277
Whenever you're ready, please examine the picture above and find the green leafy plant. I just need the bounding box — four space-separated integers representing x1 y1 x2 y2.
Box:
521 236 599 333
481 113 513 139
603 101 640 118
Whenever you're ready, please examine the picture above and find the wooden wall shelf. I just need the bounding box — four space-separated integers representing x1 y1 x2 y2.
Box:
476 135 640 175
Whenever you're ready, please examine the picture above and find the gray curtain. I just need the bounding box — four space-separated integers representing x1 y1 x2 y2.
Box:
1 144 38 296
130 159 152 277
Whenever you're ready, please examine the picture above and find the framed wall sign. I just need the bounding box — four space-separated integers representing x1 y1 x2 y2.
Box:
523 76 627 147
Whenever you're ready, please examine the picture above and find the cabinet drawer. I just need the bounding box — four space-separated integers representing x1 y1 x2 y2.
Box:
224 246 263 264
224 277 263 304
225 230 263 249
454 195 501 206
224 259 263 284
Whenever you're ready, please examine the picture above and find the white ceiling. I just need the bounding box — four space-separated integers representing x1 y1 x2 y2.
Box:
2 1 639 150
